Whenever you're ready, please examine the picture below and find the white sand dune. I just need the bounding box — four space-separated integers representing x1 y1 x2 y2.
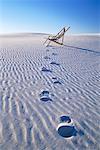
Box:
0 34 100 150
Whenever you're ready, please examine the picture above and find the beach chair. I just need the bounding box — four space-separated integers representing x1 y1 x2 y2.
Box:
44 26 70 46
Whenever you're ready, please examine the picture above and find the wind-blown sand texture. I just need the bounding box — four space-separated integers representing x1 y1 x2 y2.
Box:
0 34 100 150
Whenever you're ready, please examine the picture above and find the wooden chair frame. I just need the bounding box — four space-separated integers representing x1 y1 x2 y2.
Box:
44 27 70 46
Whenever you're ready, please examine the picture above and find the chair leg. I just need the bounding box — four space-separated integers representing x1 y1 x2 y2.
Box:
62 34 64 45
46 40 51 47
43 38 49 45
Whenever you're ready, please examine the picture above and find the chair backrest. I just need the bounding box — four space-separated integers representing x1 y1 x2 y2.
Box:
51 27 70 41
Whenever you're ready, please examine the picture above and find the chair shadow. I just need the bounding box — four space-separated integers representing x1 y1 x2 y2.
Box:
64 44 100 55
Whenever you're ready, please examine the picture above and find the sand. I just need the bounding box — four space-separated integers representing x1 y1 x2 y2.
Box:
0 33 100 150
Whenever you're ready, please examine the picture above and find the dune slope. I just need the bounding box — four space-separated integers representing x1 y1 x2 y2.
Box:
0 34 100 150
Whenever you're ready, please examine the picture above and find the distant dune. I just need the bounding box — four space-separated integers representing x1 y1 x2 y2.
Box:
0 34 100 149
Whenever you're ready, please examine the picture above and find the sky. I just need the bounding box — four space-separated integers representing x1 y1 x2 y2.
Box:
0 0 99 34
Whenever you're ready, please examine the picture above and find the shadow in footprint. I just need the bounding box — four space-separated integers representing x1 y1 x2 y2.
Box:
60 116 71 123
52 77 57 80
57 125 77 138
40 90 49 97
46 49 49 52
50 62 60 66
53 81 61 85
41 67 52 73
52 52 58 56
52 77 62 85
44 56 51 60
40 97 52 102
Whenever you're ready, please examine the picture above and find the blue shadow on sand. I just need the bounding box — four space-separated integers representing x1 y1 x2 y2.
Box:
58 125 77 138
64 45 100 55
53 81 61 84
52 77 62 85
60 116 71 123
52 52 58 56
57 125 85 138
44 56 51 60
50 61 60 66
41 67 52 73
40 97 52 102
39 90 49 97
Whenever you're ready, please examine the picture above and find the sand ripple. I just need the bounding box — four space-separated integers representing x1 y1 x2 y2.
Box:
0 34 100 149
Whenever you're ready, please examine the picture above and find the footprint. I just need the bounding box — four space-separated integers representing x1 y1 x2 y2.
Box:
44 56 51 60
57 116 77 138
50 61 60 66
57 125 77 138
41 67 52 73
52 52 57 56
39 90 52 102
52 77 62 85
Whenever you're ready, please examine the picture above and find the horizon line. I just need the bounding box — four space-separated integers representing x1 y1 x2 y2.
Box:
0 32 100 36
